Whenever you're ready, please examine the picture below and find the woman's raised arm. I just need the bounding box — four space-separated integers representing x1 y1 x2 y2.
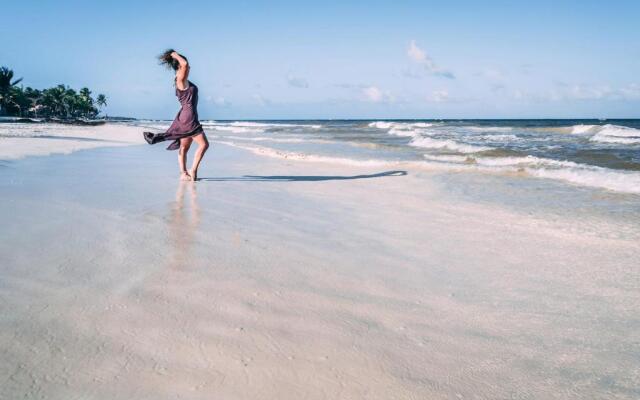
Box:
172 52 189 90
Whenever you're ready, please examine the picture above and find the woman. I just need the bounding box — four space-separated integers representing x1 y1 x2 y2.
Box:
144 50 209 181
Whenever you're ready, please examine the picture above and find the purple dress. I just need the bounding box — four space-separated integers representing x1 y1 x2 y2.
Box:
143 81 204 150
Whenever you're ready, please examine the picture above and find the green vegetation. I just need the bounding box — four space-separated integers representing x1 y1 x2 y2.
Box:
0 67 107 119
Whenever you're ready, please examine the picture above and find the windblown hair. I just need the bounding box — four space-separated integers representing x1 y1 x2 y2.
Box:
158 49 188 71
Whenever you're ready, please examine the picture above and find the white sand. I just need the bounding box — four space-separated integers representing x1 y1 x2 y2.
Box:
0 139 639 399
0 122 144 160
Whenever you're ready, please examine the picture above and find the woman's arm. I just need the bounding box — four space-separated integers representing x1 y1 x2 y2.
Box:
172 52 189 90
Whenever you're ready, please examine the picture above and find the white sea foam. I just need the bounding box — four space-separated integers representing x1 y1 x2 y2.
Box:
589 124 640 144
388 128 422 138
208 125 264 134
201 121 322 133
215 135 320 144
215 139 640 194
423 154 579 168
477 156 579 168
422 154 473 163
369 121 438 140
476 134 520 142
214 140 404 168
229 122 281 127
368 121 393 129
410 137 491 153
411 122 433 128
422 153 640 194
566 124 640 143
529 167 640 194
571 124 597 134
228 121 322 129
467 126 513 133
369 121 433 130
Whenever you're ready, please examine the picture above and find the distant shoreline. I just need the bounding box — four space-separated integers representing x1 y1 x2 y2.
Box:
0 116 137 125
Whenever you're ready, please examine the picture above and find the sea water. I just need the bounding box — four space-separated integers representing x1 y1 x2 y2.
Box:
132 119 640 195
3 119 640 195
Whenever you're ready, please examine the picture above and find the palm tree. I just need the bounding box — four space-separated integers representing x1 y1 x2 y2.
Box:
24 87 42 117
80 87 92 99
40 85 68 118
1 67 109 119
0 67 23 115
0 67 22 92
96 94 107 116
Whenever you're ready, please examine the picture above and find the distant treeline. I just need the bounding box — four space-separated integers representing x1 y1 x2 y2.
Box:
0 67 107 119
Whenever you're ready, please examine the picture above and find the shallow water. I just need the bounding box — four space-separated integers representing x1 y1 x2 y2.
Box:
1 144 639 399
3 119 640 194
130 119 640 195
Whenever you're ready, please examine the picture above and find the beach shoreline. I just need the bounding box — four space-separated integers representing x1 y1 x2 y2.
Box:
1 140 639 399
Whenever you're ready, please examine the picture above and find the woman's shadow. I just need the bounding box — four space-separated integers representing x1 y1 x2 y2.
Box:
198 170 407 182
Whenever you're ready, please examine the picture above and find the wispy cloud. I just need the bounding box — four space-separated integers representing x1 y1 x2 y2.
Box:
334 83 368 89
335 83 394 103
286 73 309 88
424 89 473 104
407 40 455 79
565 83 640 101
362 86 394 103
619 83 640 99
252 94 271 106
429 90 449 103
475 68 508 92
513 83 640 102
476 68 506 81
363 86 383 102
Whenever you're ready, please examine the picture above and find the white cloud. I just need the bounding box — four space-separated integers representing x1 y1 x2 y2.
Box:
286 74 309 88
362 86 394 103
430 90 449 103
565 84 611 100
407 40 455 79
363 86 383 102
618 83 640 99
408 40 427 63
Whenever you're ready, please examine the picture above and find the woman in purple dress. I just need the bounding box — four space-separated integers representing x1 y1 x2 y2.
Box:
144 50 209 181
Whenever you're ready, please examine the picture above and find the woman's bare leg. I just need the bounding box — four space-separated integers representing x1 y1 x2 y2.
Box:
188 133 209 181
178 137 193 180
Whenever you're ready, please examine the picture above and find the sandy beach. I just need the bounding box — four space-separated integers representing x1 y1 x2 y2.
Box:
1 128 639 399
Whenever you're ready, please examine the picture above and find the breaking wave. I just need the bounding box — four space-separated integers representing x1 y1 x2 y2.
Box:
589 124 640 144
410 137 492 153
423 154 640 194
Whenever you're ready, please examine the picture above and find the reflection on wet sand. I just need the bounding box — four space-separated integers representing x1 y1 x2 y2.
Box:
167 181 200 269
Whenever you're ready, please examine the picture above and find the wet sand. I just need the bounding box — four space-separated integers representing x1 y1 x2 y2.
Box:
0 143 639 399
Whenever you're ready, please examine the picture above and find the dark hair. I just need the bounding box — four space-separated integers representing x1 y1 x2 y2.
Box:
158 49 188 71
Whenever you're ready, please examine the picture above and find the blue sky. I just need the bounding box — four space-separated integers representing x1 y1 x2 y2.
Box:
2 0 639 119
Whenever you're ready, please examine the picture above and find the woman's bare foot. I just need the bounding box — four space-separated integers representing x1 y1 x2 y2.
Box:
180 171 192 181
189 169 198 181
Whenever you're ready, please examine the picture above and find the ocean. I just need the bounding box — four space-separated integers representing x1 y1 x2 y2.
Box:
2 118 639 195
132 119 640 195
